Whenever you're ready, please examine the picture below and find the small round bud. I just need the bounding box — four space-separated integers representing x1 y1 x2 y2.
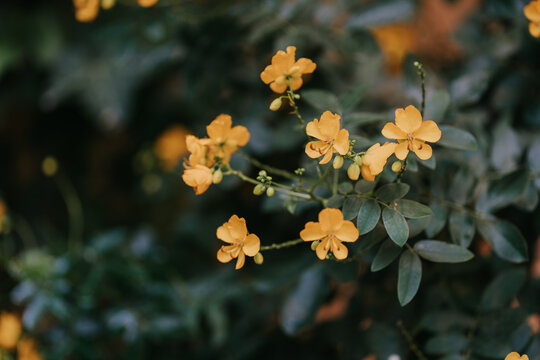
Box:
311 240 321 251
269 97 282 111
391 161 402 173
254 252 264 265
354 155 363 166
333 155 344 170
258 170 267 177
266 187 275 197
253 184 266 196
347 163 360 181
212 169 223 184
42 156 58 177
294 94 300 99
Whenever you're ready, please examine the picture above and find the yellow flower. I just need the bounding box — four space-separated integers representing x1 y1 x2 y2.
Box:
300 208 359 260
361 142 397 181
505 352 529 360
216 215 261 269
154 125 190 171
138 0 159 7
305 111 350 164
525 0 540 38
205 114 250 163
381 105 441 160
260 46 316 93
0 312 22 351
17 337 43 360
73 0 100 22
182 165 213 195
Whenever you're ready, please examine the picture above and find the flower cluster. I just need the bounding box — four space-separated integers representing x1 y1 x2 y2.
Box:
505 352 529 360
525 0 540 38
182 114 250 195
260 46 316 93
216 215 261 269
73 0 158 23
0 312 42 360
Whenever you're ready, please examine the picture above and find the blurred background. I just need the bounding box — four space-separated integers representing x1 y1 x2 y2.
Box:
1 0 540 359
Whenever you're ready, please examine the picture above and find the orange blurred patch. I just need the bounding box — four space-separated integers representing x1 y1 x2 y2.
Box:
371 24 415 75
527 314 540 334
531 236 540 278
477 238 492 258
155 125 190 171
73 0 100 22
315 283 356 324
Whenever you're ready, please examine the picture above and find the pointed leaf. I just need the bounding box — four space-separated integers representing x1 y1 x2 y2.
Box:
414 240 474 263
395 199 433 218
357 199 381 235
477 218 528 263
382 207 409 246
397 250 422 306
448 210 475 248
438 126 477 151
375 183 410 203
371 239 402 272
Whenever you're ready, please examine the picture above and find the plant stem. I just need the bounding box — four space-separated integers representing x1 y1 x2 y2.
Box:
287 78 305 128
260 238 304 251
54 173 84 253
397 320 428 360
236 150 299 180
309 165 332 193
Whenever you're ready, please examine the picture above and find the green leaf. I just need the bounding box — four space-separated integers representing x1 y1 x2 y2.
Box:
476 218 528 263
423 89 450 123
438 125 478 151
339 84 368 112
449 167 476 205
407 216 432 237
325 195 345 209
397 250 422 306
425 203 449 238
338 182 354 194
356 199 381 235
414 240 474 263
425 333 468 355
302 89 341 113
418 155 436 170
342 196 362 220
475 169 530 213
354 179 377 193
382 207 409 247
515 178 539 211
371 239 402 272
375 183 410 203
448 210 475 248
280 267 327 335
343 112 387 126
480 268 527 311
395 199 433 218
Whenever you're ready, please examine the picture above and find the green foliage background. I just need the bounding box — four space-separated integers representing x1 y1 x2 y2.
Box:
0 0 540 359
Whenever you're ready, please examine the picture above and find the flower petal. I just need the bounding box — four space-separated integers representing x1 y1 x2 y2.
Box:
365 142 397 175
206 114 232 141
217 247 234 263
300 222 326 241
227 215 248 241
361 164 376 181
216 224 234 243
319 148 334 164
331 239 348 260
318 111 341 139
295 57 316 74
382 122 407 140
414 120 441 143
229 125 250 147
260 64 279 84
394 141 410 160
306 119 323 139
243 234 260 256
316 238 331 260
525 2 540 22
305 140 327 159
530 21 540 37
318 208 344 232
270 81 288 93
333 129 350 155
335 221 359 242
412 141 432 160
395 105 422 134
235 252 245 269
290 77 303 91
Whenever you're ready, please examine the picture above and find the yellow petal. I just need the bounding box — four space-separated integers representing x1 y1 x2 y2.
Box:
206 114 232 142
235 252 246 269
335 221 359 242
318 208 344 232
295 57 316 74
318 111 341 139
333 129 350 155
260 64 279 84
331 239 348 260
243 234 260 256
395 105 422 134
319 148 334 164
361 164 376 181
524 2 540 22
182 165 213 195
0 312 22 350
382 122 407 140
217 247 234 263
290 77 303 91
316 238 331 260
270 81 288 93
227 215 248 241
306 119 323 140
216 224 234 243
305 140 327 159
414 120 441 142
365 142 397 175
412 140 432 160
394 141 409 160
505 353 529 360
300 222 326 241
530 22 540 37
229 125 250 147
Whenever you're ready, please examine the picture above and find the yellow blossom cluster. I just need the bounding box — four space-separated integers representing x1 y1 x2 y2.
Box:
0 312 42 360
525 0 540 38
73 0 158 23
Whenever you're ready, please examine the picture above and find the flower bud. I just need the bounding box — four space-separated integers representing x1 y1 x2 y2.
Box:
354 155 363 166
332 155 344 169
101 0 115 9
266 187 275 197
391 161 402 173
258 170 267 177
254 252 264 265
253 184 266 196
212 169 223 184
347 163 360 181
311 240 321 251
269 98 282 111
42 156 58 177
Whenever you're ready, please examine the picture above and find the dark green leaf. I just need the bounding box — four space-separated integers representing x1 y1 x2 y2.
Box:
407 216 432 237
338 182 354 194
375 183 410 203
424 90 450 123
449 210 475 248
418 155 436 169
302 89 341 113
425 333 468 355
414 240 474 263
343 112 387 126
481 268 526 311
477 218 528 263
383 207 409 246
438 126 478 151
342 196 363 220
395 199 433 218
339 84 368 112
449 167 476 205
325 195 345 209
371 239 402 272
397 250 422 306
425 203 449 238
357 199 381 235
515 178 539 211
355 179 377 193
475 169 530 213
